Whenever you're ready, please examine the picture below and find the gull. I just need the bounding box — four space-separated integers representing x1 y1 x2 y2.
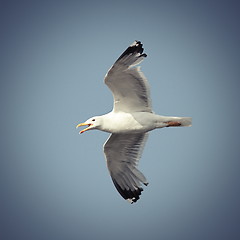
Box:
76 41 192 203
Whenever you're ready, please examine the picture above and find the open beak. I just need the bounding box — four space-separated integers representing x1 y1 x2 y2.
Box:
76 123 92 134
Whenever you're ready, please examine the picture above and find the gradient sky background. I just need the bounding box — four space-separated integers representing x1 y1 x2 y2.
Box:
1 0 240 239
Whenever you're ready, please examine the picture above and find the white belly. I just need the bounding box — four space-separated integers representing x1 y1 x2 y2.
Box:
101 111 156 134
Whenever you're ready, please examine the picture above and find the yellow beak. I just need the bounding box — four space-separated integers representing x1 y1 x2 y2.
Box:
76 123 92 134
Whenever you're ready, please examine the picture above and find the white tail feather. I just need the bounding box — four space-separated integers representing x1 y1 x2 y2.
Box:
179 117 192 127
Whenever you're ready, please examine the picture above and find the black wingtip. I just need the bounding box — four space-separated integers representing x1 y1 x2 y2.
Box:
112 178 144 203
116 40 147 62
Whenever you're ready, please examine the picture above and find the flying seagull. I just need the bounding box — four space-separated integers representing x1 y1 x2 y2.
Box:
76 41 192 203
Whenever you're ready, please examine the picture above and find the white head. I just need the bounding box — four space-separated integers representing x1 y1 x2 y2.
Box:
76 116 102 134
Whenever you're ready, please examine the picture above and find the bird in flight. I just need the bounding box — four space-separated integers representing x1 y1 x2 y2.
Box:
76 41 192 203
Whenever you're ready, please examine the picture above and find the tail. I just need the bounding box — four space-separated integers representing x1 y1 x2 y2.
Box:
178 117 192 127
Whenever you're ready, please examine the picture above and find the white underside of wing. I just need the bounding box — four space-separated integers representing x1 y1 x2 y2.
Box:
103 133 149 203
104 41 152 113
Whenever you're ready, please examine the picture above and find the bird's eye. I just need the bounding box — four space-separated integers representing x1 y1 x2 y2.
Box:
92 119 95 121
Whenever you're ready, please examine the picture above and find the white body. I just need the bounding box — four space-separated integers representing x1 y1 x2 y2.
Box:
98 111 192 134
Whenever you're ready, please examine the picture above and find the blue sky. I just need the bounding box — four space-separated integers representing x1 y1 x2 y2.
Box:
1 1 240 239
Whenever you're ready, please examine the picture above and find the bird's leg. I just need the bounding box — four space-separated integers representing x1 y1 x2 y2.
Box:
165 121 181 127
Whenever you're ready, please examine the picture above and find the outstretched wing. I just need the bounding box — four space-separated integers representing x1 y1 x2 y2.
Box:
104 41 152 113
103 133 149 203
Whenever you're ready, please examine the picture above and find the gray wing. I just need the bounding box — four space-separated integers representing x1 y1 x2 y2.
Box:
103 133 149 203
104 41 152 113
